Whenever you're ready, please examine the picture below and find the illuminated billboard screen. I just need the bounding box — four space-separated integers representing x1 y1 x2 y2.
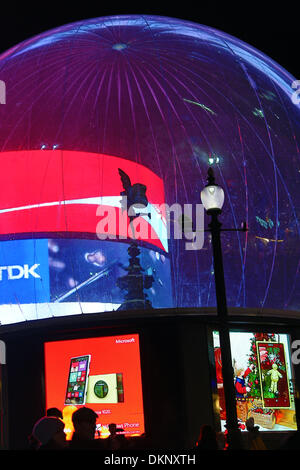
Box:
44 334 145 440
0 151 172 325
0 238 172 324
0 150 168 251
213 331 297 432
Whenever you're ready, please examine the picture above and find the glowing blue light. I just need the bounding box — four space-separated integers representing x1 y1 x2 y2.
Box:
112 43 127 51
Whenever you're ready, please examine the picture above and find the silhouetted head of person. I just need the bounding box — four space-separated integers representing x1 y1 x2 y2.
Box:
196 425 218 449
246 417 260 434
32 416 66 449
72 407 98 440
46 407 63 419
246 417 255 430
109 423 117 436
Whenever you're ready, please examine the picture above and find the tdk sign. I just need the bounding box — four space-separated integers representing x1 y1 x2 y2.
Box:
0 264 41 280
0 240 50 304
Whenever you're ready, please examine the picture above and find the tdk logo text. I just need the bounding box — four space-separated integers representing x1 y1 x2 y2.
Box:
0 264 41 280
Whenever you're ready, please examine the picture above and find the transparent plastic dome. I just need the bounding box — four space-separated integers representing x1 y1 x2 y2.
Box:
0 15 299 324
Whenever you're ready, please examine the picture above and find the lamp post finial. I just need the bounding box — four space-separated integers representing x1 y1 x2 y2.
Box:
207 167 216 186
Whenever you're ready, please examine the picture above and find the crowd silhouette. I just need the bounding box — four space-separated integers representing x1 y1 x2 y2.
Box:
28 407 152 451
26 407 300 451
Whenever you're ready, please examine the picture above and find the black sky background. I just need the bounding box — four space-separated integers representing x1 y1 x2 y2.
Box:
0 4 298 78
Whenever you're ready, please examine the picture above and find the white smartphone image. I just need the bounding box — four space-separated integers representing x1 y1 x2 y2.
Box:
64 354 91 406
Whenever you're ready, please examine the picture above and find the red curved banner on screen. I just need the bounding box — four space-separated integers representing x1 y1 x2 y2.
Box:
0 150 167 251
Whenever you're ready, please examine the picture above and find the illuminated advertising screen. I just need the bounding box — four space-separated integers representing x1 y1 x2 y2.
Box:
0 238 172 324
213 331 297 432
44 334 145 440
0 150 172 325
0 150 168 250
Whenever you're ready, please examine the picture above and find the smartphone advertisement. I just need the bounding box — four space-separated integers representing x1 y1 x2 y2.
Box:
64 355 91 406
44 334 145 439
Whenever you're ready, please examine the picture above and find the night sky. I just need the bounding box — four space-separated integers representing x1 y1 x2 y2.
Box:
0 5 298 78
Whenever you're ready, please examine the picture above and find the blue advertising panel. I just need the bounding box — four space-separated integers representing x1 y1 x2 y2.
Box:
0 238 173 324
0 239 50 304
49 239 172 309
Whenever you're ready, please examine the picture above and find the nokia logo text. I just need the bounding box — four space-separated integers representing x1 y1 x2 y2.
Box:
0 264 41 280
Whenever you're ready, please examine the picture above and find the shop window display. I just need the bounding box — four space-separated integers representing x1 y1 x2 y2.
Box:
212 331 297 432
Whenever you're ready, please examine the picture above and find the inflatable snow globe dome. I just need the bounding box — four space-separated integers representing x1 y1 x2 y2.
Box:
0 14 299 325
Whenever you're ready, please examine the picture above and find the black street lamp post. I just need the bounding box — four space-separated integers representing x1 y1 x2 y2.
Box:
201 167 247 450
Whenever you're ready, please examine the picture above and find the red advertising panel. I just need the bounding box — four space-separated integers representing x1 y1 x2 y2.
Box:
0 150 167 252
44 334 145 440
